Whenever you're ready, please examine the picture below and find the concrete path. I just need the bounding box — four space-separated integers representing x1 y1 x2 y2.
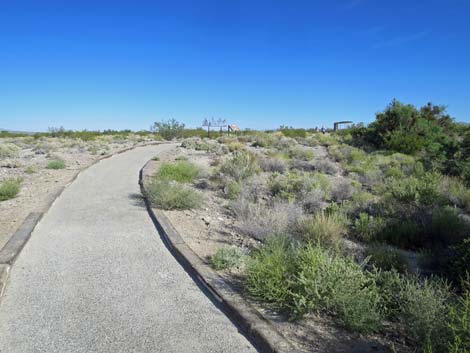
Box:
0 145 256 353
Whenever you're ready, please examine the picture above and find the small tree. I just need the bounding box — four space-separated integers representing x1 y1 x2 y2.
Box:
151 119 185 140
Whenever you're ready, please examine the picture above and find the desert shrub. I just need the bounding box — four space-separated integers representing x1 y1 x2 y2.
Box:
228 142 246 152
211 247 246 270
273 136 297 150
353 213 386 242
312 159 339 175
448 283 470 353
225 180 241 200
445 239 470 286
258 155 287 173
331 178 355 202
440 176 470 209
302 189 326 213
245 236 297 309
366 244 411 273
231 199 302 241
380 220 424 249
286 146 314 161
220 151 260 181
147 180 203 210
269 171 331 202
429 207 468 247
156 161 200 183
151 118 185 140
24 165 36 174
0 177 23 201
46 160 66 169
342 191 376 217
384 172 442 207
294 212 346 248
0 143 20 159
290 159 316 171
291 245 383 333
279 127 307 138
397 277 452 352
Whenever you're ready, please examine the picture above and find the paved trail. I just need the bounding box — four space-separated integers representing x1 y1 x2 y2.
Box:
0 145 256 353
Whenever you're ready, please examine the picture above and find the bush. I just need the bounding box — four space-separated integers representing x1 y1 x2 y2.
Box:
445 239 470 286
231 199 302 241
0 177 22 201
448 284 470 353
331 178 354 202
225 180 241 200
245 236 297 309
441 176 470 209
211 247 246 270
24 165 36 174
353 213 386 242
397 277 452 352
269 171 331 202
279 127 307 138
151 118 185 140
147 180 203 210
312 159 339 175
380 220 424 249
294 212 346 248
430 207 468 247
366 244 411 273
286 146 315 161
156 161 200 183
46 160 66 169
0 143 20 159
220 151 260 181
291 245 383 333
258 156 287 173
384 172 442 207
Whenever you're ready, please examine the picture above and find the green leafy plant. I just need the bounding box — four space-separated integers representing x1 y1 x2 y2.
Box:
220 151 260 181
211 247 246 270
151 118 185 140
0 177 23 201
46 160 66 169
147 180 203 210
156 161 200 183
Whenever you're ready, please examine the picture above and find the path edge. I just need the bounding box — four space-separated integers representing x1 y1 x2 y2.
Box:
139 159 296 353
0 141 163 302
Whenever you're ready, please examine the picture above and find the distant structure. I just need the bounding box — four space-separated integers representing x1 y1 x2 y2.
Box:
202 118 227 137
333 121 353 131
228 124 240 135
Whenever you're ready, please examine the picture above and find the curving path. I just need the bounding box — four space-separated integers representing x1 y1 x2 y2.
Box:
0 145 256 353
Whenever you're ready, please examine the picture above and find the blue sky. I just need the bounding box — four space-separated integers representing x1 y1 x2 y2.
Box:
1 0 469 131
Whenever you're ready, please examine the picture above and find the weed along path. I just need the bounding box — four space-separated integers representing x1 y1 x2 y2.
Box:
0 144 256 353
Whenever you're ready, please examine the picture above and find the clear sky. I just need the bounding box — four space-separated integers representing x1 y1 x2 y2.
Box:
1 0 469 132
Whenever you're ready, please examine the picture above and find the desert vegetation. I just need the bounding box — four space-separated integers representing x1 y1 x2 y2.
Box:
149 100 470 353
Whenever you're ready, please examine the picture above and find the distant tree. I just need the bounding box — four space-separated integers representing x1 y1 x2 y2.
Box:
151 119 185 140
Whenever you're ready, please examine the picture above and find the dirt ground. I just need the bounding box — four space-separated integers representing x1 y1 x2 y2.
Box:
0 136 155 249
145 143 403 353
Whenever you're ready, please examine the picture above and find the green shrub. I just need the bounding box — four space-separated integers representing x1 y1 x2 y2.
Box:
279 127 307 138
286 146 314 161
46 160 66 169
354 213 386 242
445 240 470 286
440 176 470 209
380 220 424 249
0 177 23 201
156 161 200 183
292 245 383 333
384 172 442 207
24 165 36 174
147 180 203 210
245 236 297 309
225 180 241 200
295 212 346 248
397 277 452 352
448 282 470 353
220 151 260 181
151 118 185 140
211 247 246 270
430 207 468 247
0 143 20 159
269 171 331 202
366 244 411 273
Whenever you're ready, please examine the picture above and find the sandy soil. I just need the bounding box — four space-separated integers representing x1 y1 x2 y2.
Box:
145 142 405 353
0 135 155 249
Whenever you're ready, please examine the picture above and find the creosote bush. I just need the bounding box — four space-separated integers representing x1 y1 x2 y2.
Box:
156 161 200 183
46 159 66 169
211 247 246 270
294 211 346 248
220 151 260 181
0 177 23 201
0 143 20 159
147 179 203 210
